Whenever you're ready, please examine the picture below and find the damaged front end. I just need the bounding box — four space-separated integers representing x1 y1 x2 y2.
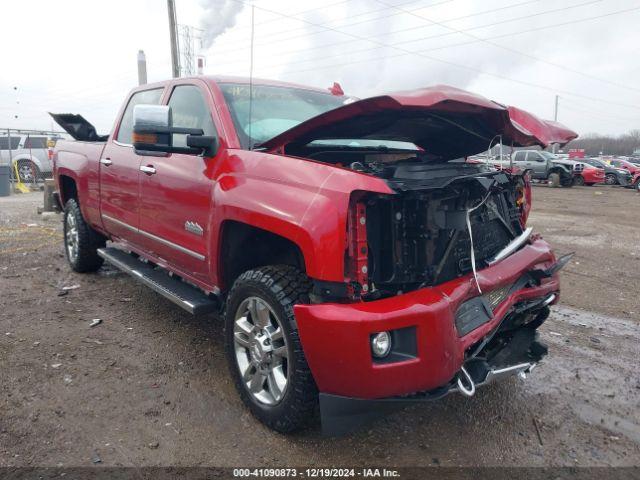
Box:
273 85 577 435
319 298 552 436
363 164 527 299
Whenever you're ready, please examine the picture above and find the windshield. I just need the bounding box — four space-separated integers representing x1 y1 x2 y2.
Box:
219 83 347 149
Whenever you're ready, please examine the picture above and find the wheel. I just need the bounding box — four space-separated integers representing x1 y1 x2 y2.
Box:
224 265 317 433
573 175 585 186
63 198 105 272
547 172 561 187
16 160 40 183
605 173 617 185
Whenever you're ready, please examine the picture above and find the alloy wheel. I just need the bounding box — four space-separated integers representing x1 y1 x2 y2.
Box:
18 163 35 182
65 213 79 262
233 297 289 406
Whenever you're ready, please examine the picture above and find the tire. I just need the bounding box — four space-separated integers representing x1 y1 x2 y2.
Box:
16 160 40 183
605 173 617 185
573 175 585 186
224 265 317 433
63 198 105 273
547 172 561 188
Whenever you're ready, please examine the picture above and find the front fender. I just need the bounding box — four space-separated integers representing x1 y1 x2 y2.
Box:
211 150 393 282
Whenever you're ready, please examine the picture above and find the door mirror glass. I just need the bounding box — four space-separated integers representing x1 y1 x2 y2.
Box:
133 104 218 157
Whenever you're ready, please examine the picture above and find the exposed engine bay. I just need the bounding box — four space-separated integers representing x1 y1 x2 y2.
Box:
303 147 527 297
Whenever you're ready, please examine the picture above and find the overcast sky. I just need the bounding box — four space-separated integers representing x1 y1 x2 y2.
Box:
1 0 639 137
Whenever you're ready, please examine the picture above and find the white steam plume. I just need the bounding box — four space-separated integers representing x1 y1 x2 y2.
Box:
199 0 245 50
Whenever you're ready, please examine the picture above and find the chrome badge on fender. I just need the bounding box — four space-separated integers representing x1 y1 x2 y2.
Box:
184 221 204 236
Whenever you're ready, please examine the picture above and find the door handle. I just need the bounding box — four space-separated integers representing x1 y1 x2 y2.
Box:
140 165 156 175
100 158 112 166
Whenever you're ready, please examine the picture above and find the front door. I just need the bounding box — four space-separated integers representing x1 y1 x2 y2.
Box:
100 87 164 245
138 83 219 286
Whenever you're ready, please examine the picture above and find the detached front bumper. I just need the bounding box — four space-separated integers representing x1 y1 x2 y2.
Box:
295 238 562 402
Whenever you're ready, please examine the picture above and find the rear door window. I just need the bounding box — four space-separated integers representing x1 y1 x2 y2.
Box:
23 137 48 149
116 88 163 145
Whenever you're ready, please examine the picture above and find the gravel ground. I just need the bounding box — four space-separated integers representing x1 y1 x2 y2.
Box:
1 185 639 468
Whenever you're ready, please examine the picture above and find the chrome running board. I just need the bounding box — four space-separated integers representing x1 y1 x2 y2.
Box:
97 247 219 315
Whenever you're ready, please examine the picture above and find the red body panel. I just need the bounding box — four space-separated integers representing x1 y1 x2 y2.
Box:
295 239 558 398
580 165 605 184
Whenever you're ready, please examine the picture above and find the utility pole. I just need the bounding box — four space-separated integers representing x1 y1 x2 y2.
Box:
137 50 147 85
552 94 559 153
167 0 180 78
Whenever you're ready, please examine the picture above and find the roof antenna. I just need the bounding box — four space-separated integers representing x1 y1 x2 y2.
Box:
248 4 255 150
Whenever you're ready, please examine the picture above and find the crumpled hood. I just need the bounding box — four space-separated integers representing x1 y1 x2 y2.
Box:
506 107 578 147
260 85 578 159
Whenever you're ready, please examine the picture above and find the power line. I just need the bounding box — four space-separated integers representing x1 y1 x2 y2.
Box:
216 0 609 73
212 0 544 67
210 0 453 55
372 0 640 94
227 0 640 112
228 0 398 33
236 0 608 73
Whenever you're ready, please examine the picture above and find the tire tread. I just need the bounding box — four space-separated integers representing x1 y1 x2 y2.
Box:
64 198 105 273
224 265 317 433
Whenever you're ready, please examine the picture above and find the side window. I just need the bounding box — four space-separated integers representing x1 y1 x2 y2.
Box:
24 137 47 149
116 88 163 144
513 151 526 162
526 152 541 162
167 85 217 148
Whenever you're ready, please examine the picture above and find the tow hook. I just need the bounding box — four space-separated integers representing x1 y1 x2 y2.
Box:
456 365 476 397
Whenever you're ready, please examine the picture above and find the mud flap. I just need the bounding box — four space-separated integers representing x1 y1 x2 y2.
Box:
319 386 451 437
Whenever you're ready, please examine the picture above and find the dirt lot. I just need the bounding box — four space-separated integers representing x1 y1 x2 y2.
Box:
1 185 639 468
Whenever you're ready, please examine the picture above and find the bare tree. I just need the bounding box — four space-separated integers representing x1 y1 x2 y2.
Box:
563 130 640 156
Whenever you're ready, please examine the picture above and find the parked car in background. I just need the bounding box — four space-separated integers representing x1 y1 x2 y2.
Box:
608 158 640 179
0 134 59 182
494 150 574 187
566 160 604 186
583 158 633 186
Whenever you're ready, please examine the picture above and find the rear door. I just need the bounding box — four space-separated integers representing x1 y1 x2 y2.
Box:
100 88 164 245
526 151 546 178
512 151 528 173
137 82 219 285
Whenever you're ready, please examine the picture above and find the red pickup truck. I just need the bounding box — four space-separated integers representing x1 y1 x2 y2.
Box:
52 76 574 435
